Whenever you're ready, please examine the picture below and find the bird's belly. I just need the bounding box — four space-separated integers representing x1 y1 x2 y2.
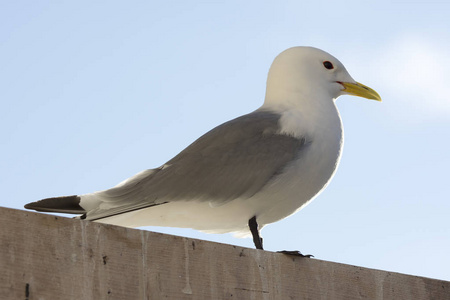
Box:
251 140 342 227
96 199 261 236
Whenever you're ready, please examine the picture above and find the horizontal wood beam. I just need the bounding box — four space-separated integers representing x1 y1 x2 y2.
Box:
1 206 448 299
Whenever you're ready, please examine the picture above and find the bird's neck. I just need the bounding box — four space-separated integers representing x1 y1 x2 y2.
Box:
260 92 342 139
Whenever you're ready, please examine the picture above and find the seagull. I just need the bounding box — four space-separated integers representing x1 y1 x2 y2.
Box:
25 47 381 254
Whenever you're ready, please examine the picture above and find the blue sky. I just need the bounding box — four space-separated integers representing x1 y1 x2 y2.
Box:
1 1 449 281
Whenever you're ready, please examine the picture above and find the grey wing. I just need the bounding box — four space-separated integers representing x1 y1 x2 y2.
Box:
84 111 310 221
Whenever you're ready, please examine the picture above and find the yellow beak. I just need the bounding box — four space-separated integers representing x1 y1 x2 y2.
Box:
340 81 382 102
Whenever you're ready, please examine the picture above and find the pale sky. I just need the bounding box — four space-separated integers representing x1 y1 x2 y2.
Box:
1 1 449 281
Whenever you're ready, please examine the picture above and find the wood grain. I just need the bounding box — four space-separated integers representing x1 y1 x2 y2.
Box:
1 207 448 300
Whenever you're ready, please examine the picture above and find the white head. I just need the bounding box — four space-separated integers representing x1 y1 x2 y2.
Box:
263 47 380 109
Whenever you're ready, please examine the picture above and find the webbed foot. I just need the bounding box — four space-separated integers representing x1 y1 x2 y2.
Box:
277 250 314 258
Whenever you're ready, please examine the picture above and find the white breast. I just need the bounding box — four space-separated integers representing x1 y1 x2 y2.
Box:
251 102 344 227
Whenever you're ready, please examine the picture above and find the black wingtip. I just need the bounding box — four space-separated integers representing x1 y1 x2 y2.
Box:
24 195 86 214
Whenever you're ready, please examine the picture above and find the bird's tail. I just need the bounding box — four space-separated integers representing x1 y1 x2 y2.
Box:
24 195 86 214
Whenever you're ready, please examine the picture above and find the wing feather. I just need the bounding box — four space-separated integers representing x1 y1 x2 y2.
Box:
84 111 310 220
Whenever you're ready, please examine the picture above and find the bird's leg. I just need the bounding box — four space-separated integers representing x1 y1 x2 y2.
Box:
248 216 264 250
248 216 313 257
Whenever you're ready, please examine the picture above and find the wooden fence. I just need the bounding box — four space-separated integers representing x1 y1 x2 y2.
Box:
1 207 448 299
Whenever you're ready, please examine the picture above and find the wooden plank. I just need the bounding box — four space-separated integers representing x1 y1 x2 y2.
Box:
0 206 449 300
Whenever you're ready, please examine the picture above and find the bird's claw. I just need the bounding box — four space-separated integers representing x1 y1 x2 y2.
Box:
277 250 314 258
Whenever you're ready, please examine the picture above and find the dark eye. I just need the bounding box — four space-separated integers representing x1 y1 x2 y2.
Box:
323 61 334 70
